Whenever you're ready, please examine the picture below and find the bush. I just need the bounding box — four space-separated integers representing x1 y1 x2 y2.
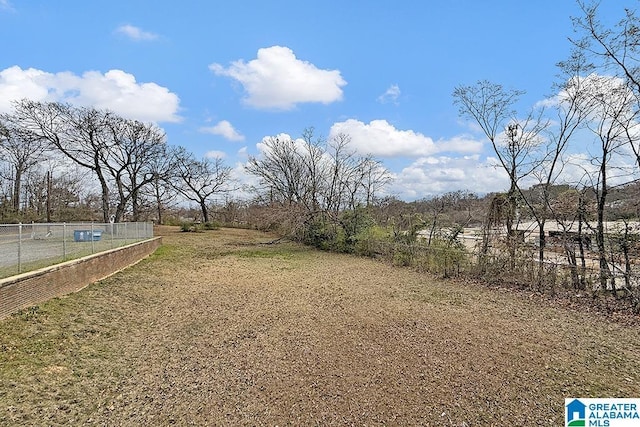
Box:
413 239 468 278
353 225 391 257
180 222 199 232
392 243 415 267
203 221 221 230
303 216 337 250
179 221 221 232
338 208 375 253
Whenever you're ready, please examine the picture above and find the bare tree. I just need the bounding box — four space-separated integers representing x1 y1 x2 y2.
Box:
245 130 391 243
246 136 306 207
551 187 595 290
11 100 115 222
453 82 523 242
359 155 392 207
567 1 640 299
571 1 640 170
9 100 180 223
145 172 178 224
454 70 593 289
172 147 232 223
571 1 640 99
453 81 548 270
140 145 181 224
0 113 47 214
417 190 478 247
47 166 93 221
578 74 638 291
509 51 593 282
300 127 326 212
105 117 169 222
324 132 362 214
498 113 548 234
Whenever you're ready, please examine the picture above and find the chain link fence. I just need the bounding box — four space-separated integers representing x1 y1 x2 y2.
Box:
0 222 154 279
373 231 640 293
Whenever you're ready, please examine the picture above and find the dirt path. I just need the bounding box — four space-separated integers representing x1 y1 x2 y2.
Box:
1 226 639 426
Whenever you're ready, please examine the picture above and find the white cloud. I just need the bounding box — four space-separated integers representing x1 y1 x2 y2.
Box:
330 119 435 157
389 155 509 200
205 150 227 159
329 119 483 158
441 135 485 154
255 133 298 154
377 84 401 104
0 67 50 110
114 24 158 41
200 120 245 141
209 45 346 110
0 66 181 122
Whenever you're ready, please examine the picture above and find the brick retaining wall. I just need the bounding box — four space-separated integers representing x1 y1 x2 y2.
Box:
0 237 162 320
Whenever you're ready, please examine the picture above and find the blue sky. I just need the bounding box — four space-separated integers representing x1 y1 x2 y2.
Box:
0 1 630 200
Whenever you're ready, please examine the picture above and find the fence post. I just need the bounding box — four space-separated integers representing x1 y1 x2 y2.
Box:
63 222 67 260
18 222 22 274
91 222 95 254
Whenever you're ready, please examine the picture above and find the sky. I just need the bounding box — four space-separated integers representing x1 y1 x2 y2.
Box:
0 0 633 201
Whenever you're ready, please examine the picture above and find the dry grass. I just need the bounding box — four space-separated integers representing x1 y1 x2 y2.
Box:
1 226 639 426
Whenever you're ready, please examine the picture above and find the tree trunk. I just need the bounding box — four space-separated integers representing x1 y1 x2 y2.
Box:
596 168 609 291
45 171 52 223
154 181 164 225
97 172 110 223
577 192 588 290
537 219 547 290
131 189 140 222
200 199 209 223
565 243 580 289
507 182 517 270
12 167 22 212
623 227 631 291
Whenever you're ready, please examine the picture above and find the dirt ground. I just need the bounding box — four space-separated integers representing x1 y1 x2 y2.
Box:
1 226 639 426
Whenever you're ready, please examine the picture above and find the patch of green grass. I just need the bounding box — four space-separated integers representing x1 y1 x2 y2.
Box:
148 243 175 258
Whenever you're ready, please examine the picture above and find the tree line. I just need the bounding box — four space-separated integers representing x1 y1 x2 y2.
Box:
0 99 390 238
0 100 232 224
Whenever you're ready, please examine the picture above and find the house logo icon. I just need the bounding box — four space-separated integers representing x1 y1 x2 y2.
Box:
566 399 586 426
